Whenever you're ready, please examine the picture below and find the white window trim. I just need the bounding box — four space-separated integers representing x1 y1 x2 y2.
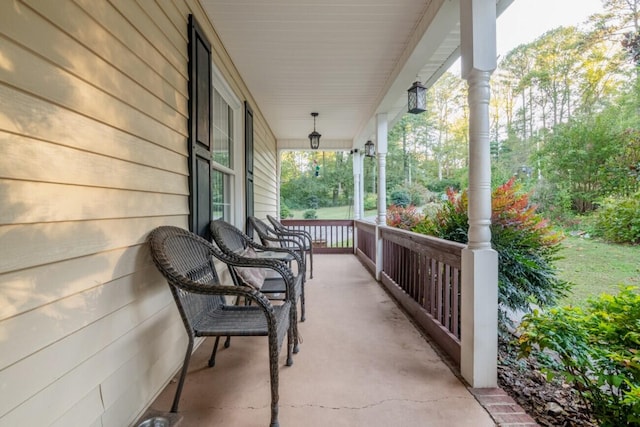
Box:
212 63 244 228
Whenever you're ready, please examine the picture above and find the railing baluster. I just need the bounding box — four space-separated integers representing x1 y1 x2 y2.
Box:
452 268 460 337
444 264 451 330
430 258 436 316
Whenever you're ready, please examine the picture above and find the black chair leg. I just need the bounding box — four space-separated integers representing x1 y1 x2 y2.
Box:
286 320 295 366
171 338 194 412
224 336 231 348
268 333 282 427
208 336 221 367
290 303 300 354
300 284 306 322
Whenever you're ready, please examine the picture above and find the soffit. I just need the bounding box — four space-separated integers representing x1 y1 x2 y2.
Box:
199 0 513 150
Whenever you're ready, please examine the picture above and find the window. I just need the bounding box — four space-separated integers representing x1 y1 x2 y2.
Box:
211 89 234 220
211 77 241 223
213 89 233 168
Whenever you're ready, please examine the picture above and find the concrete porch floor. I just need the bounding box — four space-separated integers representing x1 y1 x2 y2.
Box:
147 254 497 427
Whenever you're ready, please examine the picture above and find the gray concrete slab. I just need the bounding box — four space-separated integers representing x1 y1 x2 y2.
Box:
149 254 495 426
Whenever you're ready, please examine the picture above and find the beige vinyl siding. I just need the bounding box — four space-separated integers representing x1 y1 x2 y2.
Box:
253 114 279 218
0 1 277 426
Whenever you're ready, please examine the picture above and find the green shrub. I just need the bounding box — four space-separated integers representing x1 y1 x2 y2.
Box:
363 193 377 210
307 195 319 209
390 190 411 207
518 287 640 426
412 178 568 326
595 192 640 244
409 192 422 206
426 178 461 194
420 202 442 220
279 203 292 219
303 209 317 219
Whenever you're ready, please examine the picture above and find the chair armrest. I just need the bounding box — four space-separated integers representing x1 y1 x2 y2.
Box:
257 233 299 249
274 229 312 248
165 272 278 316
245 239 304 272
266 215 313 245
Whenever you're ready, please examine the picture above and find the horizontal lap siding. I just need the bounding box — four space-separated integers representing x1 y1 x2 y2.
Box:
253 111 278 218
0 0 280 426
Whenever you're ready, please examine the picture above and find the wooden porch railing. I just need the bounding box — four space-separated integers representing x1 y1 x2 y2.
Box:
281 219 354 254
354 221 465 365
354 220 376 274
281 218 464 365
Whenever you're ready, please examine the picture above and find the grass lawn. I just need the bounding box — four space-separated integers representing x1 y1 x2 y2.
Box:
556 235 640 306
289 205 377 219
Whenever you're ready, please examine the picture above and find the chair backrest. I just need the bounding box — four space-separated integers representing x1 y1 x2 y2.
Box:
210 219 252 254
210 219 298 286
148 226 224 336
247 216 281 247
266 214 285 232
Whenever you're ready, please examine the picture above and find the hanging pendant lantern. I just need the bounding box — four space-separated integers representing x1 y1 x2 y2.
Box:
364 140 375 158
308 112 321 149
407 81 427 114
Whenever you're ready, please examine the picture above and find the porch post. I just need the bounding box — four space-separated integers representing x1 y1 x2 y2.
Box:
353 150 362 220
376 113 388 226
375 113 388 280
359 153 365 219
460 0 498 388
276 148 282 218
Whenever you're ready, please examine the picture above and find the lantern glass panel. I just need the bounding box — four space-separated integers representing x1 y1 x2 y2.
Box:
309 131 321 149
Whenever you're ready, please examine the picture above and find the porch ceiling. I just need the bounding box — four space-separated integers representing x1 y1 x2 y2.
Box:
200 0 513 150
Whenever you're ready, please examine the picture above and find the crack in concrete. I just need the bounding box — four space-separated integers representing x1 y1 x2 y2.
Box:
282 395 471 411
187 395 472 412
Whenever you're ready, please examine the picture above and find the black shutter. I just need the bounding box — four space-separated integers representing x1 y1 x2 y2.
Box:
245 101 255 235
188 15 212 238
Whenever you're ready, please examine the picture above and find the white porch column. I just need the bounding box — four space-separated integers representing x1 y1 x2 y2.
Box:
376 114 388 225
276 148 282 218
460 0 498 388
359 153 365 219
353 151 362 220
375 113 388 280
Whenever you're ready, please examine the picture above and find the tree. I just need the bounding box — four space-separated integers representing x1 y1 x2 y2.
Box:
279 151 354 210
428 72 466 181
536 108 634 213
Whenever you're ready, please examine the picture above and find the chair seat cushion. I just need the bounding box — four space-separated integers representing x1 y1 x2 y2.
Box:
234 247 267 289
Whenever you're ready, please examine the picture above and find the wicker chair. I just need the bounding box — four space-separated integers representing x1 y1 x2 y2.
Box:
147 226 294 427
250 215 314 280
210 219 306 329
266 214 314 279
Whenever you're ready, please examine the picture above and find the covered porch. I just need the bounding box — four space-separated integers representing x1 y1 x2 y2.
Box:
147 253 526 426
0 0 518 425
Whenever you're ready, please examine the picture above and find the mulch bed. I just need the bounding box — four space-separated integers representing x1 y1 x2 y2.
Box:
497 336 597 426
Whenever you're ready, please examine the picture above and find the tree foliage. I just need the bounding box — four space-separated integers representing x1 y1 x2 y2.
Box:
280 151 354 212
596 192 640 243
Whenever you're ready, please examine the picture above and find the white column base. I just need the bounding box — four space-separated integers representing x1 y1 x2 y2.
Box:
461 247 498 388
